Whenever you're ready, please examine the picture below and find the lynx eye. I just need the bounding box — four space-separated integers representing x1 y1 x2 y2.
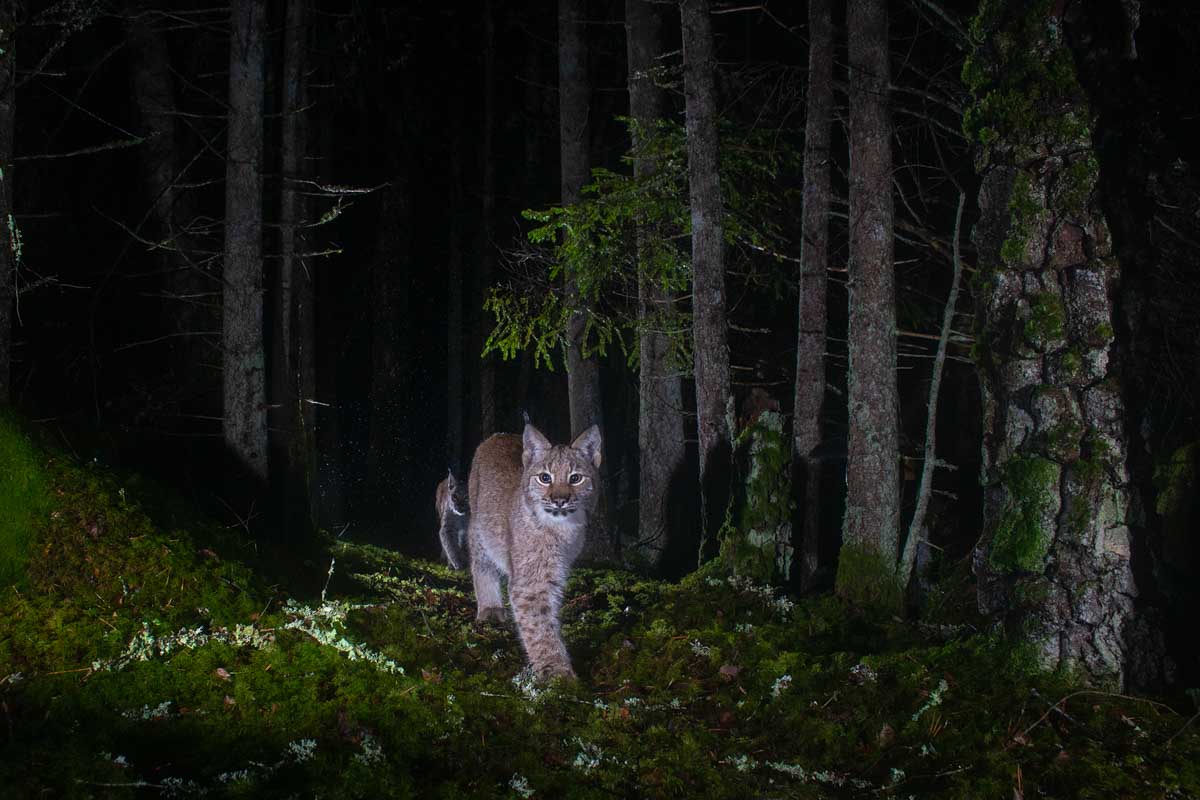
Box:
568 473 584 485
537 472 553 485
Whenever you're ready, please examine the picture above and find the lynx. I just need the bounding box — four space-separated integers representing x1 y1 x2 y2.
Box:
435 470 468 570
467 422 602 680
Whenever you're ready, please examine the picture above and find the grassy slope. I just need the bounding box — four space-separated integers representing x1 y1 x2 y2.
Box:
1 414 1197 799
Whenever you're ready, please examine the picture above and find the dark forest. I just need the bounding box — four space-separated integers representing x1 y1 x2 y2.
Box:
1 0 1199 796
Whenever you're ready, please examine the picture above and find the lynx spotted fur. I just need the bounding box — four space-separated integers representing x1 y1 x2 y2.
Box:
467 423 602 680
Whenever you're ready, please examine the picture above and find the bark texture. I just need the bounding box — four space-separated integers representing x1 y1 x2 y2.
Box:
223 0 268 479
627 0 684 569
271 0 314 535
966 0 1159 688
680 0 732 558
792 0 833 590
839 0 900 583
560 0 603 441
0 7 13 405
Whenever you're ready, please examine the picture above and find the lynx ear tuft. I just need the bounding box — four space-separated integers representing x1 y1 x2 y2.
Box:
571 424 602 469
445 469 457 491
522 424 552 467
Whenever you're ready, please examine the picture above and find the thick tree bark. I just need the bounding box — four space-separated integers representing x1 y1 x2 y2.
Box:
126 4 216 406
680 0 732 561
627 0 685 569
271 0 314 536
793 0 833 590
559 0 604 441
0 7 13 405
837 0 900 596
967 1 1159 689
223 0 268 479
477 0 497 437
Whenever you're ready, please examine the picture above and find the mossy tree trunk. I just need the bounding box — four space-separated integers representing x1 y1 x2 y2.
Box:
223 0 268 479
0 4 13 405
680 0 733 563
793 0 833 591
627 0 685 570
837 0 901 606
965 0 1160 688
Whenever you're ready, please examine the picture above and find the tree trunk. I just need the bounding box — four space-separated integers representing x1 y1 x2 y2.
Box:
366 182 410 510
223 0 268 480
560 0 613 561
836 0 900 604
560 0 604 441
0 7 13 405
272 0 314 536
626 0 684 569
966 0 1159 689
792 0 833 591
447 84 466 471
477 0 497 437
680 0 732 562
126 5 217 410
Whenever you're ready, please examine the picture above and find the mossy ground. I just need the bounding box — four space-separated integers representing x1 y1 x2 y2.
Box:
2 416 1198 799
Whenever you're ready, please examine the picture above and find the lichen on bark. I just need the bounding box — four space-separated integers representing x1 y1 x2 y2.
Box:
967 0 1158 688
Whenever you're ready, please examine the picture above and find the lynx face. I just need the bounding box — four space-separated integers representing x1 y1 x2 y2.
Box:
521 425 602 527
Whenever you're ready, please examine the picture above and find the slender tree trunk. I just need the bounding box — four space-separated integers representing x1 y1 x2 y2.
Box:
447 86 465 471
836 0 900 602
0 7 13 405
272 0 314 536
560 0 604 440
560 0 613 561
627 0 684 569
223 0 268 479
366 182 410 508
793 0 833 590
126 5 216 407
967 0 1160 688
680 0 732 562
477 0 497 437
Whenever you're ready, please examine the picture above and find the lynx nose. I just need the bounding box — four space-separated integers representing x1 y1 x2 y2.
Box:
551 496 569 509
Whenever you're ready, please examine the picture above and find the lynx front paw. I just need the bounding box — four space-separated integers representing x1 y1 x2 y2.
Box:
535 661 577 682
476 606 508 623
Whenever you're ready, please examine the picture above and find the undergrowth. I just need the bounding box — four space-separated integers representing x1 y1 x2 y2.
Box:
1 414 1198 798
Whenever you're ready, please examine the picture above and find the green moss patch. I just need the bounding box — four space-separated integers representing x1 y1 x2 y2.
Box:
0 410 52 587
990 455 1060 573
1 415 1197 798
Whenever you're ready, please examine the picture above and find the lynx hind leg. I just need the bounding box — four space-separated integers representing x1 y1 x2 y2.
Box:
509 578 575 680
470 551 508 623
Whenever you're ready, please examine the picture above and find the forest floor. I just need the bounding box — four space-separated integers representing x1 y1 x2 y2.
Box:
2 411 1198 799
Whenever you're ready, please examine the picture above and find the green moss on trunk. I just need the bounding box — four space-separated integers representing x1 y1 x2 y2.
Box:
990 456 1059 573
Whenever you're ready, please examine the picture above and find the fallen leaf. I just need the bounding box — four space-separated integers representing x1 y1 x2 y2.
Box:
718 664 741 681
877 723 896 748
215 667 232 681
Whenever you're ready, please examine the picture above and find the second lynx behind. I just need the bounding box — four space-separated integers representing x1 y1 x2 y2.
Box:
467 423 602 680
